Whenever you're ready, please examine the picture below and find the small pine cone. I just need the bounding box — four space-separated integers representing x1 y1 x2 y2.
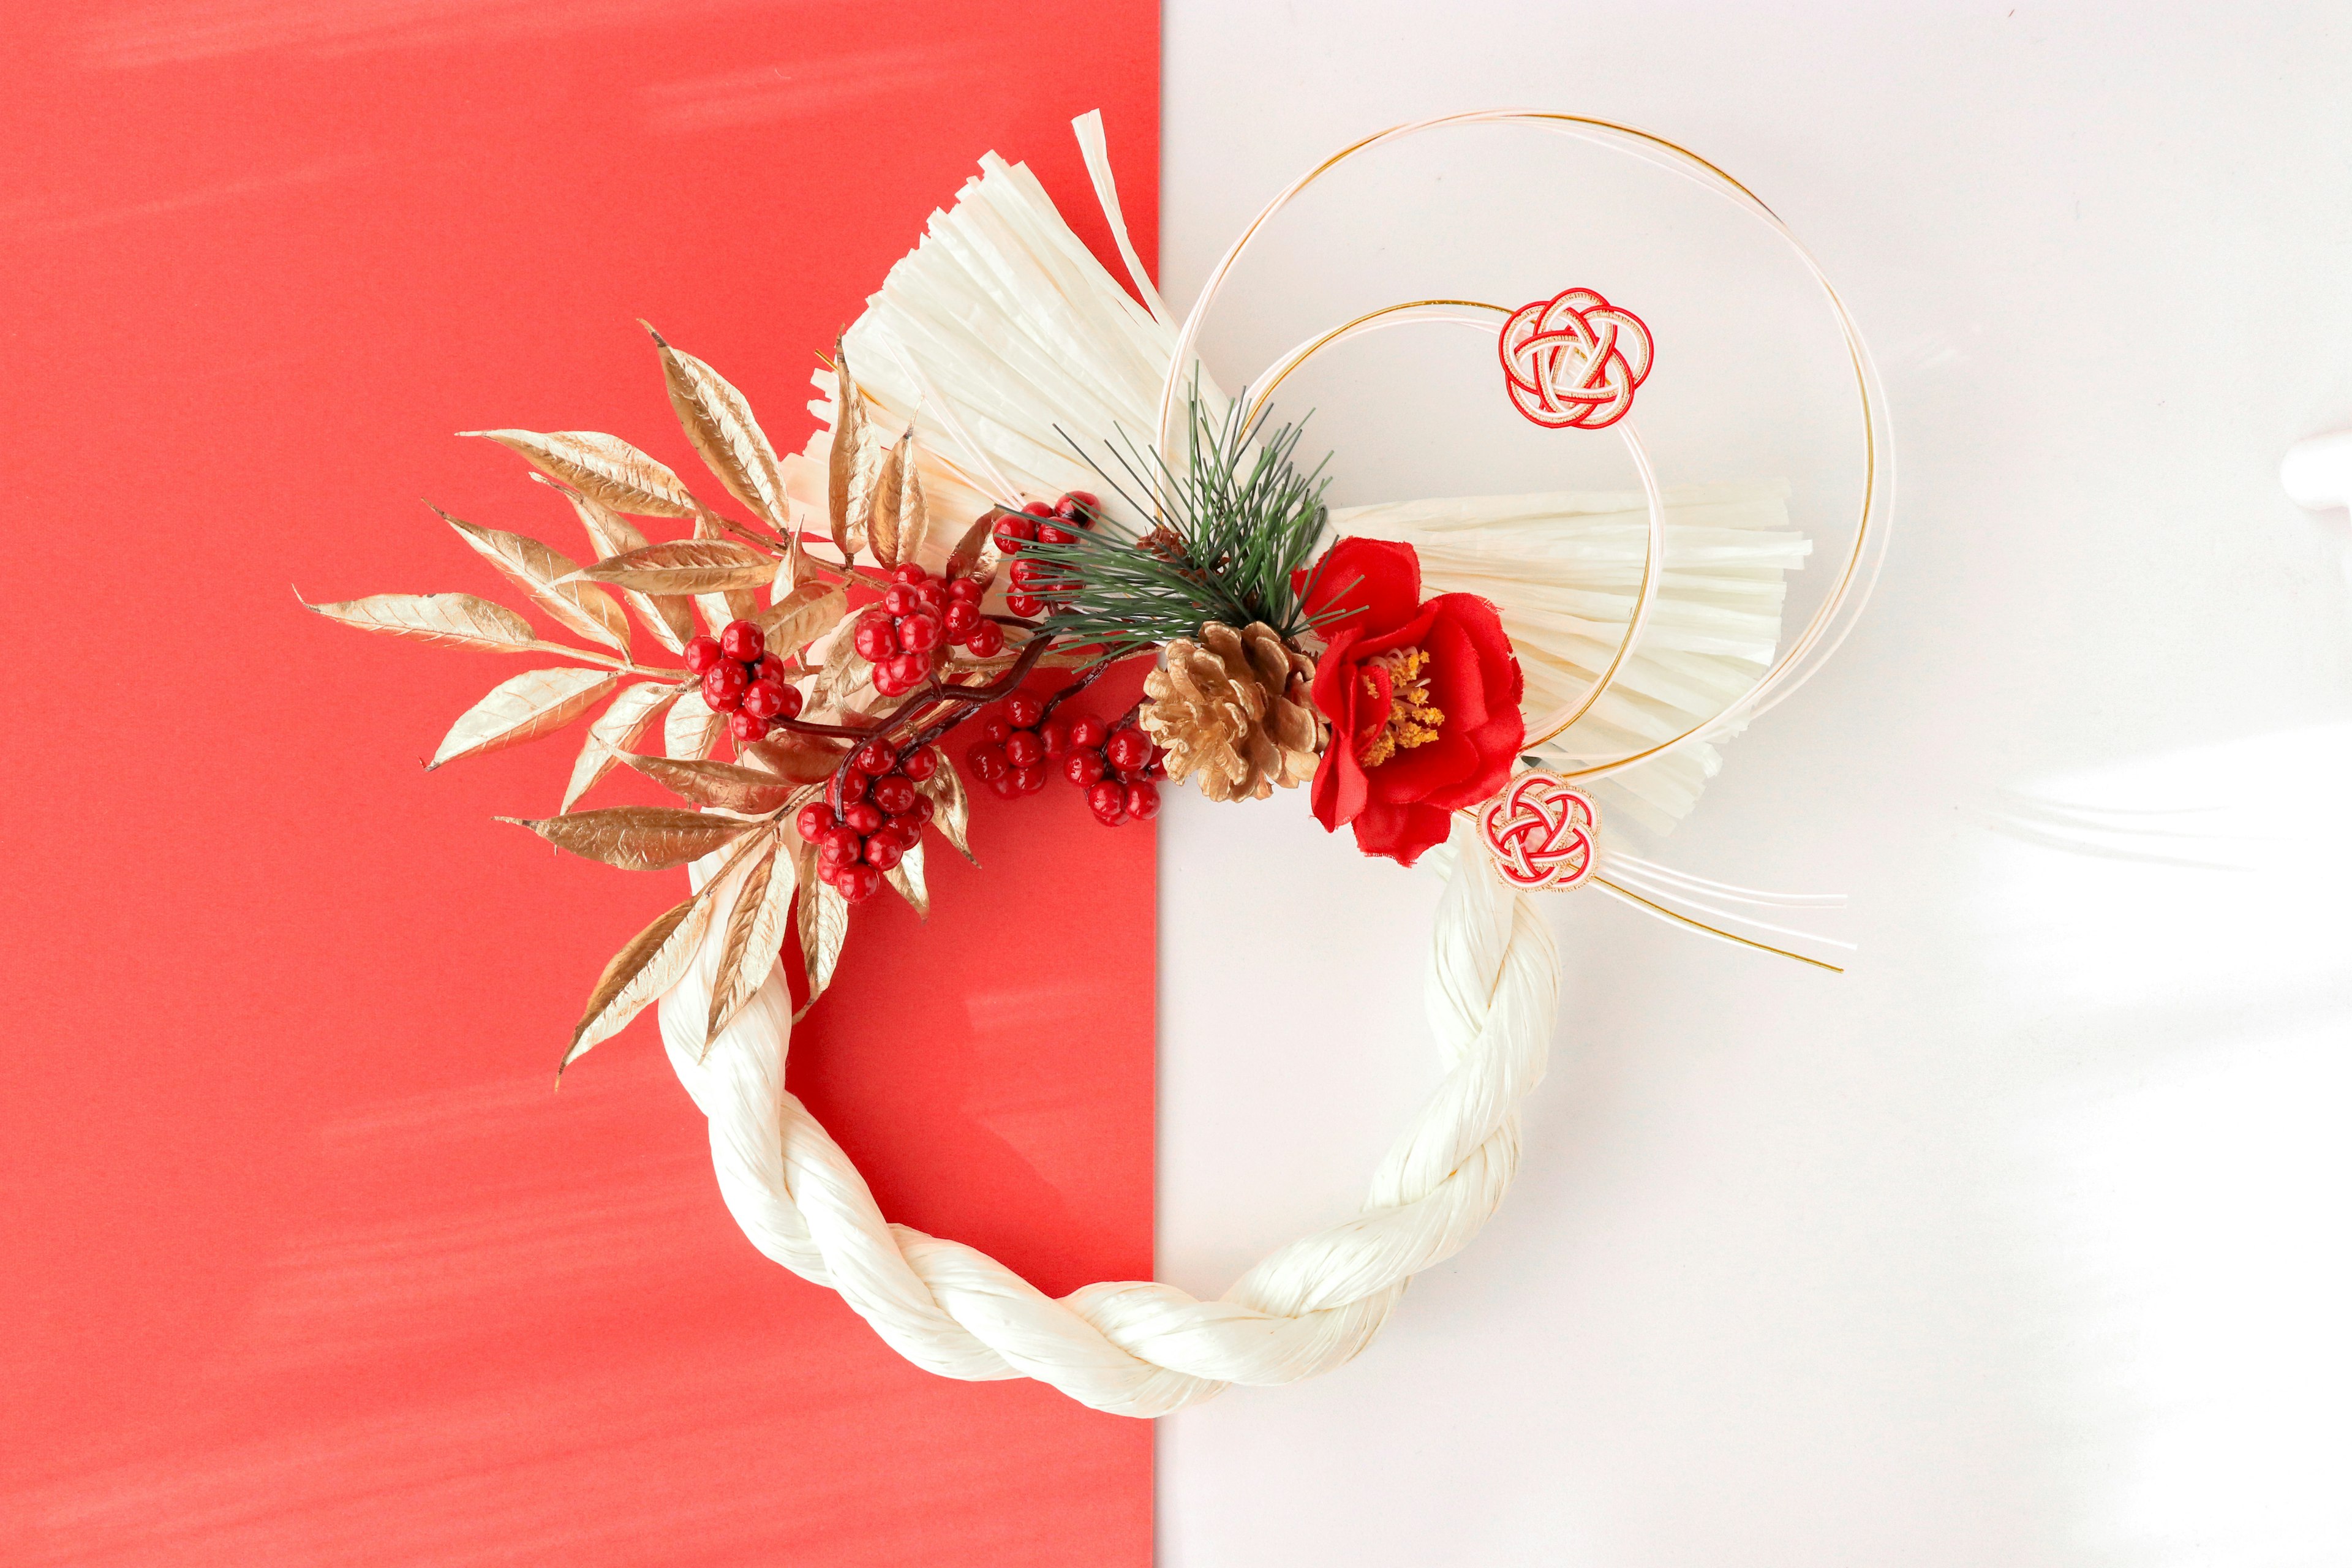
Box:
1140 620 1326 803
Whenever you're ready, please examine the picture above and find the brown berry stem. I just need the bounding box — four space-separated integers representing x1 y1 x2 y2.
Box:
1036 660 1115 722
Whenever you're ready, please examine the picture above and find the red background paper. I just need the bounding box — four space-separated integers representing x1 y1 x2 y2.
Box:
0 4 1158 1562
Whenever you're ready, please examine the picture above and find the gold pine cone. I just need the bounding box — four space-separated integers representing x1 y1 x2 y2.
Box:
1139 620 1327 802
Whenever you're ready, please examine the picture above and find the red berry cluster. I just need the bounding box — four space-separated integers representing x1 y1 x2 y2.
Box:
962 692 1054 799
853 562 1000 696
1064 719 1164 828
992 491 1098 618
962 693 1164 827
796 739 941 903
685 619 804 745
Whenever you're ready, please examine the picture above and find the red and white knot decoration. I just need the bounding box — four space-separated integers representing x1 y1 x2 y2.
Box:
1477 771 1600 891
1498 287 1654 431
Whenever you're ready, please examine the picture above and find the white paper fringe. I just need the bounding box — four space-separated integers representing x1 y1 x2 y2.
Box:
1332 483 1812 832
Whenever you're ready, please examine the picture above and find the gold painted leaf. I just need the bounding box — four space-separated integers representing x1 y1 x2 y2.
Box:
868 429 907 569
806 622 870 713
301 590 537 653
915 761 975 864
536 476 696 655
793 834 850 1014
706 831 794 1048
754 584 846 663
651 331 790 532
562 889 712 1071
464 429 699 518
742 734 850 785
577 538 776 595
431 666 619 769
624 754 801 813
502 805 756 870
944 511 995 587
562 679 682 811
692 510 761 626
827 341 868 561
884 842 929 918
440 511 629 654
895 432 930 568
665 686 723 760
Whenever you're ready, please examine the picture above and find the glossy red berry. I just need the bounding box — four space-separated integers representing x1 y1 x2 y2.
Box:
1021 500 1055 517
684 635 723 674
1126 782 1160 821
1005 693 1044 729
943 601 981 642
889 563 925 585
946 577 984 603
1055 490 1099 526
966 742 1009 782
797 804 832 842
896 612 943 654
719 620 765 663
1038 715 1071 757
993 514 1036 554
1003 730 1044 769
741 681 785 719
987 772 1023 800
905 792 936 823
871 663 908 697
701 662 750 712
773 684 804 720
870 774 918 815
1065 750 1106 786
729 709 771 744
978 714 1012 745
1011 764 1049 795
899 745 938 782
853 615 899 661
1104 728 1150 772
1088 779 1127 824
1009 557 1048 587
834 767 869 803
964 620 1005 658
843 801 885 835
863 835 903 871
840 862 883 903
1037 522 1076 547
853 741 896 775
881 584 919 618
913 581 949 614
1003 591 1044 619
821 825 862 864
752 654 788 685
1066 714 1106 751
885 651 932 690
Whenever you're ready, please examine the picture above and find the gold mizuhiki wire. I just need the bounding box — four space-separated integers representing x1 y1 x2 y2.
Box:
1159 108 1893 776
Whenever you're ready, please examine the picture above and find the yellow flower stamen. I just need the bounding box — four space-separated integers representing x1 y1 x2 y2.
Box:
1359 646 1445 767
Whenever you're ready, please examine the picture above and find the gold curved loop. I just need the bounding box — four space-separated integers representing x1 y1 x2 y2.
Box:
1159 109 1892 782
1238 297 1666 753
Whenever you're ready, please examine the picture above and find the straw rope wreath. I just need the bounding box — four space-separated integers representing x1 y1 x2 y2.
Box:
641 110 1891 1415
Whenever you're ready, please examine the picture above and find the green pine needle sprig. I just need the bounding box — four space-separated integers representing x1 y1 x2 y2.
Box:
1028 384 1338 659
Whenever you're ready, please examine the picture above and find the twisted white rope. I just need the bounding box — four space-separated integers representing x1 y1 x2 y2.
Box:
657 823 1562 1417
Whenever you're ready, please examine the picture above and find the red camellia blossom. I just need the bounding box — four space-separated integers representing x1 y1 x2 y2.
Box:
1294 537 1525 865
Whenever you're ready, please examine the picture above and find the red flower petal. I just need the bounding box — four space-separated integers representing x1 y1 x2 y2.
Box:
1295 537 1422 639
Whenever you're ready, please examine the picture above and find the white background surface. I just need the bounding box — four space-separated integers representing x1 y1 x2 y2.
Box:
1154 6 2352 1564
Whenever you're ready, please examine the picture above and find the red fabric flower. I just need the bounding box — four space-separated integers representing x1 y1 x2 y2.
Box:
1294 537 1525 865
